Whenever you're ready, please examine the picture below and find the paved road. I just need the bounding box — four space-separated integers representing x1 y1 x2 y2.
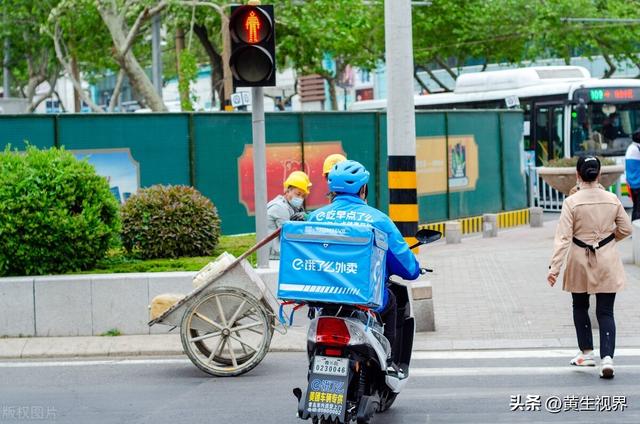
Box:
1 350 639 424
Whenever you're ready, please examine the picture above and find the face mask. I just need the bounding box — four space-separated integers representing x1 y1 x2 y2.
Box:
289 196 304 208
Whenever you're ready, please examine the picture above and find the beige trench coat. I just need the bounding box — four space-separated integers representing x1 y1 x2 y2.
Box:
549 184 632 293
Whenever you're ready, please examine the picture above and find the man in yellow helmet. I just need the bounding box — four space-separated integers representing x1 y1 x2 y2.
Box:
267 170 312 259
322 153 347 179
322 153 346 201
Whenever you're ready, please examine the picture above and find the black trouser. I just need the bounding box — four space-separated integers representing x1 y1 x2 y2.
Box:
572 293 617 358
379 290 397 361
630 187 640 221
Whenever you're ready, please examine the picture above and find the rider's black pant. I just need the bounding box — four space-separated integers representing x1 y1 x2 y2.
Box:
379 290 397 362
572 292 616 358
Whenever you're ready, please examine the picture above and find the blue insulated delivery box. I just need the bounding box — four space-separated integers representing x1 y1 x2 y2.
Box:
277 221 388 308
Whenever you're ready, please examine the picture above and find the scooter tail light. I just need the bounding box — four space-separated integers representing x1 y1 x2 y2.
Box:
316 317 351 347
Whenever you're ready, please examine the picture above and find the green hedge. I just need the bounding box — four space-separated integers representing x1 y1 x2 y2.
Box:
0 146 120 276
120 185 221 259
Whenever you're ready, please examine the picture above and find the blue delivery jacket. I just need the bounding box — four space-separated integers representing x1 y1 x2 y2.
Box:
308 194 420 310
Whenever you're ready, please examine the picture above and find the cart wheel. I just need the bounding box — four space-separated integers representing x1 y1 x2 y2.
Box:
189 298 275 366
180 287 272 377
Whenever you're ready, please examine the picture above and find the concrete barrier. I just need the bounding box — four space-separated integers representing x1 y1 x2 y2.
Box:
482 214 498 238
0 277 35 337
0 272 196 337
530 207 544 228
445 221 462 244
634 220 640 266
412 280 435 332
1 265 436 336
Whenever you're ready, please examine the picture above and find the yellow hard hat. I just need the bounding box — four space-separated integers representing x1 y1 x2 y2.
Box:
283 170 312 194
323 153 347 176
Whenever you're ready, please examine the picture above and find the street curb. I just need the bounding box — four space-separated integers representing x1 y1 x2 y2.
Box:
4 334 640 360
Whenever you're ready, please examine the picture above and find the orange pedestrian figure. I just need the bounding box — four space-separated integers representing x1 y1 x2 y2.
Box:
245 11 261 43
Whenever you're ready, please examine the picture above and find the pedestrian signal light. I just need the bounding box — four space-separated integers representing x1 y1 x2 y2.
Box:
229 5 276 87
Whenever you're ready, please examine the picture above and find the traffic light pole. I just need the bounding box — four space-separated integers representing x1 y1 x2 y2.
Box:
251 86 269 268
385 0 419 247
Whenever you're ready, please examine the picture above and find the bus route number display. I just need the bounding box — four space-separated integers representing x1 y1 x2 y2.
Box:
574 87 640 103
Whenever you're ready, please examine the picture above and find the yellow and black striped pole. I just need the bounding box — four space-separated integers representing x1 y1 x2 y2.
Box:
388 156 418 248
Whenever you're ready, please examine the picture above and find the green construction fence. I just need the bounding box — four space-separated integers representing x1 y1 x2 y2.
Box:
0 110 526 235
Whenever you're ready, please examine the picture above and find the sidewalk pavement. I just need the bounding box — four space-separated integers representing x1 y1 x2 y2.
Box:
1 217 639 360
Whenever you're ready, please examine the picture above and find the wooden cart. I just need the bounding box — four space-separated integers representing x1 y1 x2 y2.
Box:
148 233 285 377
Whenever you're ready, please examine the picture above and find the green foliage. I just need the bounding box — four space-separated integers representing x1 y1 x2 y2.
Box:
0 146 120 276
413 0 640 78
78 234 257 274
100 328 122 337
277 0 384 77
121 185 221 259
178 50 198 112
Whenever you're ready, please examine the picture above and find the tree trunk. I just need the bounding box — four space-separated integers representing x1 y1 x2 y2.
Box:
175 28 191 110
108 69 125 112
193 24 224 109
71 55 81 112
327 77 338 111
97 5 167 112
220 14 232 110
28 74 58 113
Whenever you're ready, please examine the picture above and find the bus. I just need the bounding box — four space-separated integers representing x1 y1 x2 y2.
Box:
351 66 640 167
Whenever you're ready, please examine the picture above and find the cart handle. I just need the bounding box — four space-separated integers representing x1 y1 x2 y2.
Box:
237 228 282 263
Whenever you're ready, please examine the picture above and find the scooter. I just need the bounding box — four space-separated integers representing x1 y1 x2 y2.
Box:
293 229 442 424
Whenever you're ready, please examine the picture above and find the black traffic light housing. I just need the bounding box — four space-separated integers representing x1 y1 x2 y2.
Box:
229 5 276 88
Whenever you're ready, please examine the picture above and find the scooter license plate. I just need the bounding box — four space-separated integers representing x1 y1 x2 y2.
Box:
312 356 348 376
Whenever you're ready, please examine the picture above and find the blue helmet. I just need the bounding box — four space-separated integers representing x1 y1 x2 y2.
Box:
328 160 370 194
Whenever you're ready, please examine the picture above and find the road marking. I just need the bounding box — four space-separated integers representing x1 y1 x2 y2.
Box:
412 348 640 360
410 365 640 377
0 358 191 368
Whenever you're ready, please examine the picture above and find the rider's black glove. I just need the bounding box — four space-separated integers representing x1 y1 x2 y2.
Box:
290 212 306 221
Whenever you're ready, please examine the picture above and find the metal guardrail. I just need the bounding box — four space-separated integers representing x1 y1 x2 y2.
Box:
528 165 564 212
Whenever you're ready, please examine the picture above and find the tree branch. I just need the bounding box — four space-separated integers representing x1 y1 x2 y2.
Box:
108 69 126 112
602 53 617 79
121 0 169 58
53 89 68 112
178 1 225 16
50 24 105 113
28 72 59 113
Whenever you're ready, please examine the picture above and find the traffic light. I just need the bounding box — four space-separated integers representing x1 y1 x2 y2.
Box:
229 5 276 87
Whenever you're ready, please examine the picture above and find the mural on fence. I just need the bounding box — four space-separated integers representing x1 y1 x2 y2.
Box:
415 135 479 195
73 149 140 204
237 141 346 214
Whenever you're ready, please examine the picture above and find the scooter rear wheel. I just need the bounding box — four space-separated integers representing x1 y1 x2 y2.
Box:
378 390 398 412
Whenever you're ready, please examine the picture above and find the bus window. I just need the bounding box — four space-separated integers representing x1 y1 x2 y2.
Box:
534 104 564 164
571 103 640 157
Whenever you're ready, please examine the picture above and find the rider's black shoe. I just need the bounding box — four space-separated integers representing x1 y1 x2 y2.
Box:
386 362 405 379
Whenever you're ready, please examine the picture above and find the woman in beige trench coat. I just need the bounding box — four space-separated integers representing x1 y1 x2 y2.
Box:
548 156 632 379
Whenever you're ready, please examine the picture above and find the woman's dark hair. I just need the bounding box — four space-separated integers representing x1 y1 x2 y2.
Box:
576 156 601 182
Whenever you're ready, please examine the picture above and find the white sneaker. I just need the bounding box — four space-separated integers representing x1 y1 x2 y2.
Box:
600 356 615 379
570 351 596 367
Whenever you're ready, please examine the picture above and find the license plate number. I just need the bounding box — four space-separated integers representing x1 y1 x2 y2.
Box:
313 356 348 376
